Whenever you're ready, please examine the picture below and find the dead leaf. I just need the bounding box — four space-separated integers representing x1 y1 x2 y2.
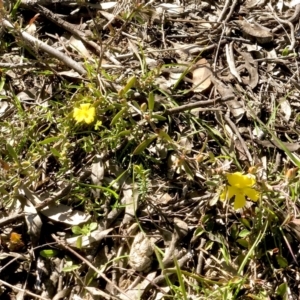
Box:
24 203 42 248
192 58 212 92
69 36 90 59
128 232 153 272
279 98 292 122
122 183 139 225
41 204 90 225
91 155 104 198
118 271 157 300
65 228 113 248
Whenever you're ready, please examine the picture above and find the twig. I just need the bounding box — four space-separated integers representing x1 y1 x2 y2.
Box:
224 0 238 23
217 0 231 22
164 98 222 115
1 18 86 75
0 62 39 68
21 0 75 4
225 42 242 83
272 4 300 33
0 279 50 300
223 113 253 163
51 234 130 300
270 3 297 50
33 5 101 54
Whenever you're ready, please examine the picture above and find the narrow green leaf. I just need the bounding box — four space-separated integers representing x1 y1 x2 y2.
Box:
236 238 248 248
39 137 61 145
50 148 61 158
76 236 82 249
111 107 126 126
148 91 155 111
157 130 174 144
6 143 19 166
78 182 119 200
40 249 59 258
117 130 131 137
63 265 80 272
133 135 157 155
238 229 250 238
123 75 136 94
174 256 188 300
151 114 166 121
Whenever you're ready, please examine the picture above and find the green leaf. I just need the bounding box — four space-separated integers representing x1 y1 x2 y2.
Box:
148 91 155 111
40 249 59 258
6 143 20 166
238 229 250 238
276 282 288 297
119 75 136 96
151 114 166 121
50 148 61 158
236 238 248 248
89 222 98 231
38 137 61 145
78 182 119 200
240 218 251 229
76 236 82 249
133 135 157 155
193 226 205 237
111 107 127 126
282 47 290 56
276 255 288 268
63 264 80 272
72 226 82 235
157 130 174 144
117 130 131 137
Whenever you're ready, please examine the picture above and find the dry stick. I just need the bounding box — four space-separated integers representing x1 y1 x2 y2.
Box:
223 113 253 163
33 5 101 54
1 19 86 75
51 234 131 300
272 4 300 33
224 0 238 23
217 0 231 22
0 62 39 68
164 98 222 115
0 279 50 300
269 3 297 50
21 0 75 4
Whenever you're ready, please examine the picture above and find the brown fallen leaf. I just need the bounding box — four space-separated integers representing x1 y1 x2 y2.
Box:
192 58 212 93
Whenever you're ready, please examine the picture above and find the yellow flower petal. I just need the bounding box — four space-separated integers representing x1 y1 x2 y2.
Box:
234 194 246 210
80 103 91 110
73 103 95 124
244 187 260 202
226 172 256 189
220 186 236 201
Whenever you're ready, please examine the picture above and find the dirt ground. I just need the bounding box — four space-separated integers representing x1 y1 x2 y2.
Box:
1 0 300 299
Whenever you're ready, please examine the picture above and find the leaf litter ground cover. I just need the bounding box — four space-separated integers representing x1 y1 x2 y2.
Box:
1 0 300 299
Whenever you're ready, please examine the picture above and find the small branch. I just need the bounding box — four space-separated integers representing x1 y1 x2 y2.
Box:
51 234 131 300
1 18 87 75
33 5 102 54
164 98 222 115
223 113 253 163
0 279 50 300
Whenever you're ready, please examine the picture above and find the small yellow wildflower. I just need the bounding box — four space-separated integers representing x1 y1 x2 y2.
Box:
73 103 95 124
220 172 259 210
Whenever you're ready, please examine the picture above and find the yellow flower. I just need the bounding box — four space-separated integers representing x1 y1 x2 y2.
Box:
73 103 95 124
220 172 259 210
